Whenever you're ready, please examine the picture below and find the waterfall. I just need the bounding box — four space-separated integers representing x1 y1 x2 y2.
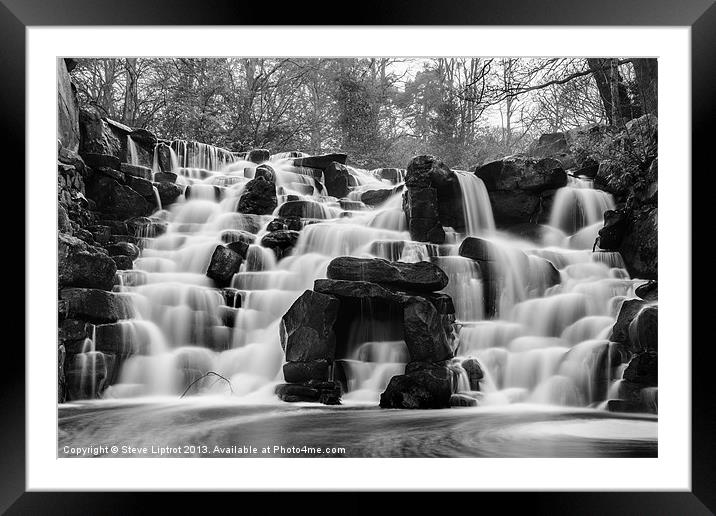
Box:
549 176 615 235
127 135 140 166
455 171 495 235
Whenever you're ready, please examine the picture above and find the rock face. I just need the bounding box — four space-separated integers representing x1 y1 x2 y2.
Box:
280 290 340 362
237 178 277 215
619 207 657 279
57 59 80 152
326 257 448 292
58 233 117 291
402 297 453 362
475 157 566 227
85 175 151 218
60 288 132 323
206 245 243 287
323 162 352 198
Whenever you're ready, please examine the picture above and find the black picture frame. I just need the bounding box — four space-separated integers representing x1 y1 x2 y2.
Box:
5 0 711 511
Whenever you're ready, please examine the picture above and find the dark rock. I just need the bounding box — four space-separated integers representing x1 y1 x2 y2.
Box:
60 288 132 323
237 178 277 215
275 383 320 402
379 365 453 409
476 157 566 193
314 279 404 304
461 358 484 390
605 399 645 413
598 209 627 250
327 256 448 292
277 200 329 219
154 181 184 207
458 237 499 262
323 162 352 198
594 160 637 198
58 233 117 291
625 114 658 160
339 200 365 211
247 148 270 164
206 245 243 287
103 220 128 235
57 59 80 152
83 153 121 171
58 147 87 177
623 351 657 387
531 132 568 158
154 171 177 183
125 175 155 197
628 305 658 351
634 158 658 205
112 255 134 270
292 153 348 170
105 242 140 260
126 217 167 238
58 205 72 233
261 230 301 258
129 128 157 147
154 142 174 173
402 187 444 243
620 207 657 279
226 240 250 259
283 360 330 383
610 298 647 345
450 393 478 407
79 107 122 158
184 184 223 202
220 229 257 245
573 159 599 178
95 166 126 183
404 155 464 233
403 297 454 362
280 290 340 362
59 318 92 345
361 189 393 206
373 167 404 183
487 190 541 226
635 280 658 301
85 225 111 245
254 163 275 182
120 163 153 180
85 175 151 218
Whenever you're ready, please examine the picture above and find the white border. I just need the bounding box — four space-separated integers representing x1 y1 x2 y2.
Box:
28 27 690 491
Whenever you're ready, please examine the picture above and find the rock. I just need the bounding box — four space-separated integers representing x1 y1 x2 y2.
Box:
323 162 352 198
112 255 134 270
57 59 80 152
220 229 257 245
184 184 223 202
83 153 121 171
237 178 277 215
267 217 302 232
450 393 478 407
126 217 167 238
58 205 72 233
129 128 157 147
635 280 657 301
58 233 117 291
79 107 122 159
620 207 657 279
85 225 111 245
477 157 566 193
85 175 151 218
120 163 153 180
154 181 184 206
280 290 339 362
292 153 348 170
379 365 453 409
402 297 454 362
458 237 499 262
531 132 568 158
372 168 404 183
58 147 87 177
610 298 647 345
125 175 155 197
206 245 243 287
247 148 270 164
154 171 177 183
634 158 658 205
605 399 645 413
254 163 275 182
628 305 658 351
402 187 444 243
260 230 301 258
58 318 92 345
598 209 627 250
623 351 657 387
275 383 320 402
283 360 330 383
625 114 658 160
326 257 448 292
105 242 140 260
94 166 126 183
361 189 393 206
277 200 329 219
314 279 404 304
60 288 132 323
594 160 637 198
154 142 174 173
226 240 250 259
103 220 128 235
461 358 484 390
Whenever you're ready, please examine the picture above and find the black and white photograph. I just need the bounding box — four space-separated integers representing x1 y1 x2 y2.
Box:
55 56 660 459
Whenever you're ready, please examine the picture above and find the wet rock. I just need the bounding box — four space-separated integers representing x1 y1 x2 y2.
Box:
154 171 177 183
461 358 484 390
327 256 448 292
126 217 167 238
206 245 243 287
105 241 140 260
125 175 155 197
82 152 121 171
458 236 499 262
619 207 657 279
292 153 348 170
402 187 444 243
103 220 128 235
610 298 647 345
275 383 320 402
237 178 277 215
403 297 454 363
84 225 110 245
154 181 184 207
112 255 134 270
58 147 87 177
58 233 117 291
598 209 627 250
280 290 339 362
58 205 72 233
220 229 257 245
277 200 329 219
314 279 404 303
450 393 478 407
477 157 566 193
623 351 657 387
379 365 453 409
260 230 300 258
60 288 132 323
605 399 645 413
254 163 275 182
247 148 270 164
226 240 250 259
59 318 92 345
85 175 151 218
628 305 658 352
266 217 302 232
120 163 153 180
635 280 658 301
323 162 352 198
361 189 393 207
95 166 126 183
282 360 330 383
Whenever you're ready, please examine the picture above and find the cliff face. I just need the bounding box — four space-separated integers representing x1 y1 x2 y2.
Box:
57 59 80 152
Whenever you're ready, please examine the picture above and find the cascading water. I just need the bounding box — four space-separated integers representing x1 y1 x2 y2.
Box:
126 135 140 166
549 176 615 239
78 152 645 412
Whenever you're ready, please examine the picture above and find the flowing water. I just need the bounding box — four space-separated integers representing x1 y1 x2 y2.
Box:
62 150 656 457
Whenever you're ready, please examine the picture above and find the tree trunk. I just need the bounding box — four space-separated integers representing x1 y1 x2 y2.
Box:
587 58 631 127
632 58 658 117
122 58 138 126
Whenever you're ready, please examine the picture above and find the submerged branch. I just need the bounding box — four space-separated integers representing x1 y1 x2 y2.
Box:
179 371 234 398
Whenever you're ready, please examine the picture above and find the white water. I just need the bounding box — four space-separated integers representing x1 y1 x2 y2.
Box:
549 176 615 236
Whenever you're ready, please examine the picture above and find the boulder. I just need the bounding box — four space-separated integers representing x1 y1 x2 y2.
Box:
461 358 484 390
277 200 329 219
237 178 277 215
206 245 243 287
623 351 657 387
247 148 270 164
267 217 302 232
628 305 658 351
154 181 184 206
449 393 478 407
58 318 92 346
58 205 72 234
619 207 657 279
83 153 121 171
610 298 647 346
283 360 330 383
129 128 157 147
60 288 132 323
112 255 134 270
326 257 448 292
274 383 320 403
154 171 177 183
58 233 117 291
476 157 566 193
635 280 658 301
79 107 122 158
598 209 627 250
292 153 348 170
314 279 404 304
372 167 404 183
530 132 569 158
379 365 453 409
120 163 153 180
105 242 141 260
402 297 454 362
254 163 275 182
126 217 167 238
594 160 637 198
323 162 352 198
226 240 250 259
125 175 155 197
85 175 151 218
280 290 340 362
260 230 301 258
361 189 393 207
458 236 499 262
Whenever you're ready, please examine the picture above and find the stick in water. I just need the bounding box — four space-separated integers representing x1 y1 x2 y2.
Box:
179 371 234 398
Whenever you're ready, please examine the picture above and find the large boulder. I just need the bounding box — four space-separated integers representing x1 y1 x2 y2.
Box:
461 358 484 391
57 59 80 152
619 207 657 279
254 163 275 182
610 298 647 347
402 297 454 362
361 189 393 207
628 305 658 352
323 162 352 198
280 290 340 362
282 360 330 383
598 209 627 250
120 163 153 180
402 187 444 243
79 107 122 158
58 233 117 291
326 257 448 292
85 175 151 218
292 153 348 170
206 245 243 287
379 365 453 409
237 178 277 215
314 278 404 304
260 230 301 259
60 288 133 323
154 181 184 206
